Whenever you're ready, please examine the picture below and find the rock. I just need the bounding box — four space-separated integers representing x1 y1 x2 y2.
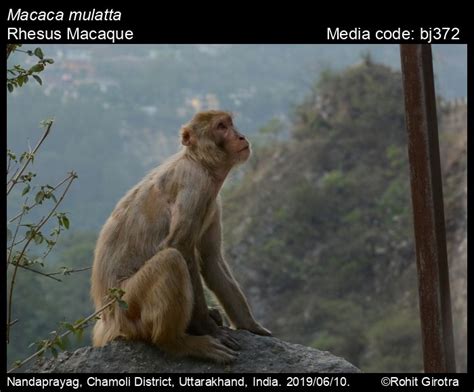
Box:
26 330 360 373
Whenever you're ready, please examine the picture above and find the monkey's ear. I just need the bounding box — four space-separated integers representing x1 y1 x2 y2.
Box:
181 127 196 147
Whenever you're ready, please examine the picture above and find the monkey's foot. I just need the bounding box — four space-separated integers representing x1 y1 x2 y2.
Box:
213 327 241 351
202 336 238 363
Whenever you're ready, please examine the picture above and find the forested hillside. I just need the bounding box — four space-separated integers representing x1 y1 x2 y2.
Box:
221 60 466 372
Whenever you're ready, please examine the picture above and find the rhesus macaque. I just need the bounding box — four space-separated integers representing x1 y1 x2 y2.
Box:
91 110 271 363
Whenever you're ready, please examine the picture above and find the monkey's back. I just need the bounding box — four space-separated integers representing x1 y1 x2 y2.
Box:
91 153 184 306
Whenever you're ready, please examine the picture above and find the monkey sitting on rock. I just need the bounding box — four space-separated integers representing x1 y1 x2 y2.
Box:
91 110 270 363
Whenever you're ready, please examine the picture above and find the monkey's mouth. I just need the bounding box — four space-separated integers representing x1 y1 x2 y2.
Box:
239 146 250 152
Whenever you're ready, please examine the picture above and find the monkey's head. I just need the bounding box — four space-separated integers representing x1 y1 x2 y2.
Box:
180 110 251 168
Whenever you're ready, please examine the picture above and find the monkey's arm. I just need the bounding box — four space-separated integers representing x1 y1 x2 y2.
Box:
160 181 217 335
200 204 271 336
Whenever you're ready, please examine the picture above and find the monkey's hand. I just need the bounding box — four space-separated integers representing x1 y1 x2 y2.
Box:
239 322 272 337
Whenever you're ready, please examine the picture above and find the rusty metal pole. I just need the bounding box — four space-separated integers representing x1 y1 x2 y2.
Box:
399 44 456 372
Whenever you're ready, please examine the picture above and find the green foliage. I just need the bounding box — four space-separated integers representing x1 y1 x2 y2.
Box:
292 60 406 161
321 170 345 189
363 308 422 372
108 288 128 310
7 52 85 366
386 144 404 169
7 45 54 92
309 299 366 364
7 232 97 364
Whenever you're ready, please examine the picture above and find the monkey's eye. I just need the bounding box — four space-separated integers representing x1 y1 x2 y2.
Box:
217 122 226 130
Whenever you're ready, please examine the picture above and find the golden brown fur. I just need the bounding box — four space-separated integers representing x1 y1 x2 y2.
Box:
91 110 270 363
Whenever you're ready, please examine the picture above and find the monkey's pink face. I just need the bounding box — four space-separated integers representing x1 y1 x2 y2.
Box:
213 116 251 163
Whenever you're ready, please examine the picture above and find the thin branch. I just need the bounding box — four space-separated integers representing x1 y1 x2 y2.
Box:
7 172 77 341
9 174 73 223
6 166 20 187
7 263 90 281
8 319 19 327
8 263 62 282
7 120 53 195
10 237 28 248
7 154 12 175
48 266 92 276
40 241 56 263
12 48 28 54
7 202 27 267
8 299 116 373
7 44 19 59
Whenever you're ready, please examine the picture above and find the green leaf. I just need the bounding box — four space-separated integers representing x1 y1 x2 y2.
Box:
62 322 76 333
29 63 44 73
44 58 55 64
40 118 54 127
34 232 44 245
35 191 45 204
62 336 70 349
25 230 35 241
19 152 27 164
33 258 44 267
62 216 70 229
46 238 56 247
7 83 14 92
32 75 42 85
50 346 58 357
34 48 44 59
55 337 66 350
7 150 17 160
22 184 30 196
36 340 47 352
118 299 129 310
